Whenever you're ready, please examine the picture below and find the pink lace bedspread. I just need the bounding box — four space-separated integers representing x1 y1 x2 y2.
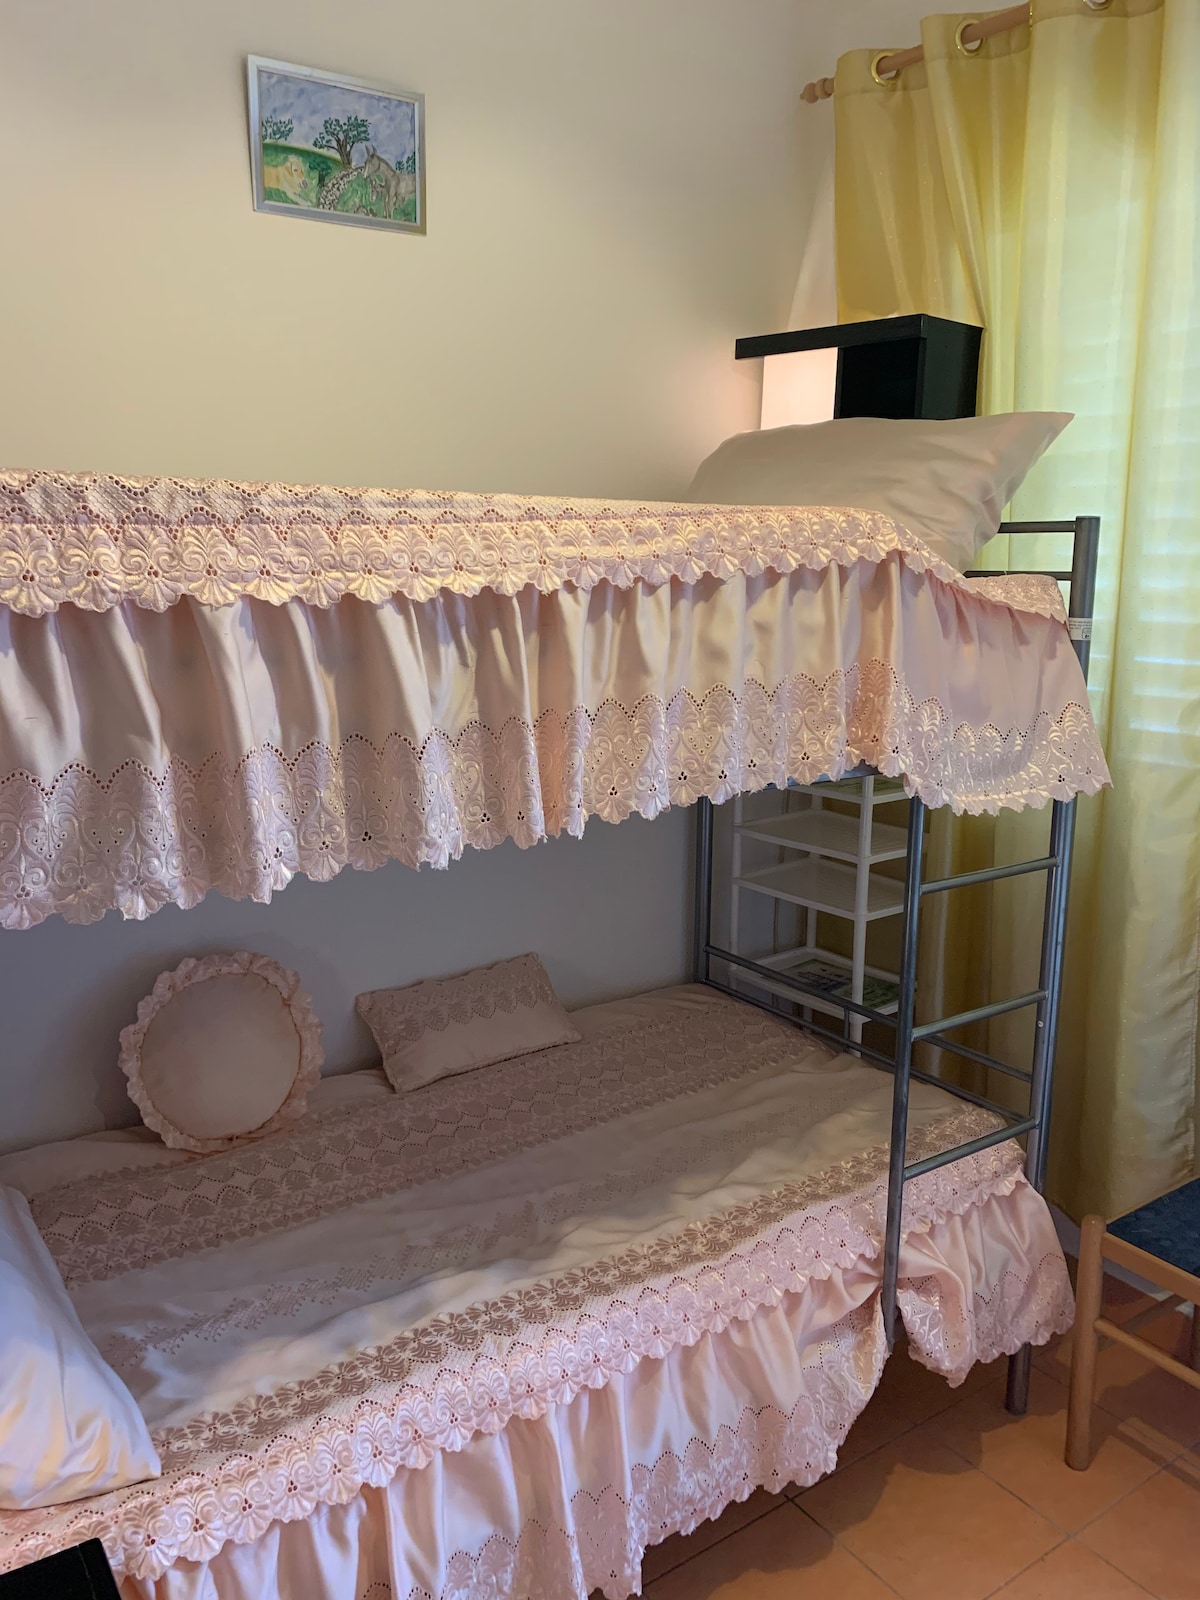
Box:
0 988 1073 1590
0 471 1109 930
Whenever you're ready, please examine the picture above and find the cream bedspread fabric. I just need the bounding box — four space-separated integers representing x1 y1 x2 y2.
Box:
0 988 1072 1590
0 470 1109 928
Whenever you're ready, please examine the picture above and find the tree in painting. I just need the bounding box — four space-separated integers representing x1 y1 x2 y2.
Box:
260 115 294 142
313 115 372 168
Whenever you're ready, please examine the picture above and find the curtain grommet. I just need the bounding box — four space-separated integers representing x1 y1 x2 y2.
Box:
870 50 902 87
1083 0 1114 10
954 19 983 55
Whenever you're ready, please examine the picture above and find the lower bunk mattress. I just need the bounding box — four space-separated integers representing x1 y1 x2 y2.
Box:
0 985 1073 1598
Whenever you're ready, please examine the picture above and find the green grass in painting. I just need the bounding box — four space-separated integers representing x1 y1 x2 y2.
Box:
259 140 416 222
333 174 417 223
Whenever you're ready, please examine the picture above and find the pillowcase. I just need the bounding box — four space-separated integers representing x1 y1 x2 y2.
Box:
119 951 323 1153
357 953 580 1094
0 1183 161 1509
684 412 1072 572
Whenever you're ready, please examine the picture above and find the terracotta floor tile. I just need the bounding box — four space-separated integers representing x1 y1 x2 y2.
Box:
640 1488 786 1585
796 1428 1058 1600
1079 1454 1200 1600
869 1341 1001 1427
925 1366 1170 1530
829 1390 917 1474
988 1540 1154 1598
646 1502 897 1598
1036 1307 1200 1450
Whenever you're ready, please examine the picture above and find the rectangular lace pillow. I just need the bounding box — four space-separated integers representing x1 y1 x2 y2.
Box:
356 953 581 1093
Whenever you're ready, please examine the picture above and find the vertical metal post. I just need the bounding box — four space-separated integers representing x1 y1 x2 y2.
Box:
693 797 715 985
729 793 744 985
1068 515 1100 682
881 794 926 1349
1004 795 1077 1413
1006 514 1097 1414
849 778 874 1046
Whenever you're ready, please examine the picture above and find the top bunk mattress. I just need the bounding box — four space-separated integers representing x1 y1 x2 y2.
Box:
1 984 1068 1579
0 472 1109 927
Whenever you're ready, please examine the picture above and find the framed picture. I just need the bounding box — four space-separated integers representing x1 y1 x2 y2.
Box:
247 56 425 234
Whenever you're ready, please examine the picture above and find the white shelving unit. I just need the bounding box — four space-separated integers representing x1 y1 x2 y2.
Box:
728 775 919 1043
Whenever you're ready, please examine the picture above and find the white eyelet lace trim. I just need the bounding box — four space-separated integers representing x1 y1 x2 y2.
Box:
0 666 1109 929
0 469 1066 617
34 1001 825 1285
0 1177 1072 1588
0 1109 1058 1582
371 1269 1070 1600
899 1253 1075 1389
963 573 1068 620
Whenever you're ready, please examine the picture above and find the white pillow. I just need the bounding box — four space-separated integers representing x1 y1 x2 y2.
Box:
684 412 1072 571
0 1183 161 1509
356 953 581 1094
119 951 324 1153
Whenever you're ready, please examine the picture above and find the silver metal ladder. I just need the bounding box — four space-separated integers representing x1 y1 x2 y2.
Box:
692 516 1099 1416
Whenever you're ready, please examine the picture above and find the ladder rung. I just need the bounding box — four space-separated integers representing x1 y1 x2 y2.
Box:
904 1118 1037 1181
909 1067 1028 1124
913 989 1046 1040
921 856 1058 895
918 1033 1033 1084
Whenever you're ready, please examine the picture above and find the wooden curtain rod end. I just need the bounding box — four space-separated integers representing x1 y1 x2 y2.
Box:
801 77 834 104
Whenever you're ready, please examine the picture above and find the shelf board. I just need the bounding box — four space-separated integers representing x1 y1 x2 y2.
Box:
762 950 901 1014
731 949 901 1018
786 774 909 805
736 856 905 920
735 808 908 863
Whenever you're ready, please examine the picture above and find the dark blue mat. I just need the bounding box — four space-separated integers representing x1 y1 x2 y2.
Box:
1109 1177 1200 1279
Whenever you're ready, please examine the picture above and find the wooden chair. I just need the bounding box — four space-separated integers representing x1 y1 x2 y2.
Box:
1067 1178 1200 1471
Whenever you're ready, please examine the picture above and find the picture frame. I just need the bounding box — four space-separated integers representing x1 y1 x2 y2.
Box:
247 56 425 235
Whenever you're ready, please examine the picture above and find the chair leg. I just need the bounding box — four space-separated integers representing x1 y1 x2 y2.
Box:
1066 1214 1106 1471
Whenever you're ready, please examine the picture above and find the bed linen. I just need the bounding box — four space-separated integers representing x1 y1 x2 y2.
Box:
0 987 1072 1596
0 470 1109 928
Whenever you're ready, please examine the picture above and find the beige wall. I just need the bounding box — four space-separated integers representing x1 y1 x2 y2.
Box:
0 0 817 1150
1 0 811 493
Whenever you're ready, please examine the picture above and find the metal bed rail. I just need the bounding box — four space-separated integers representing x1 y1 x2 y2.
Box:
692 514 1099 1418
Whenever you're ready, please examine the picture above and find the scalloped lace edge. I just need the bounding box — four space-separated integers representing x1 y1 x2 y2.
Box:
0 470 1068 617
0 670 1110 929
0 1134 1060 1581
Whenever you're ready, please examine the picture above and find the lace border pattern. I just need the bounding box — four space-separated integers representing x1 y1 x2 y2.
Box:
1 1106 1038 1580
34 1000 823 1285
0 667 1110 929
0 469 1066 617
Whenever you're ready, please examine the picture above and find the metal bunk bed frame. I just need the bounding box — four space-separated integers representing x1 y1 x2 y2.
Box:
691 515 1099 1418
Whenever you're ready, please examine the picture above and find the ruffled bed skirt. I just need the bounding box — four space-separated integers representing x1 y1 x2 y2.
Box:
119 1178 1070 1600
0 560 1107 929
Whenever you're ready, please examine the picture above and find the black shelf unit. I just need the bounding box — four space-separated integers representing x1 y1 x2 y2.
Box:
735 313 982 421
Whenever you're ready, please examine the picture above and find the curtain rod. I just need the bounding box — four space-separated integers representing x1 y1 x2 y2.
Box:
801 3 1040 104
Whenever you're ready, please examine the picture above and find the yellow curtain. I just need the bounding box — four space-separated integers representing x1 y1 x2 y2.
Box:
833 0 1200 1219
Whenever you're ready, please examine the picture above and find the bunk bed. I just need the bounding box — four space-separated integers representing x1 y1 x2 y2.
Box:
0 470 1108 1599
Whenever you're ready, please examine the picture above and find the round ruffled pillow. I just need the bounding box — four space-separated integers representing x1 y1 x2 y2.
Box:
119 952 323 1153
